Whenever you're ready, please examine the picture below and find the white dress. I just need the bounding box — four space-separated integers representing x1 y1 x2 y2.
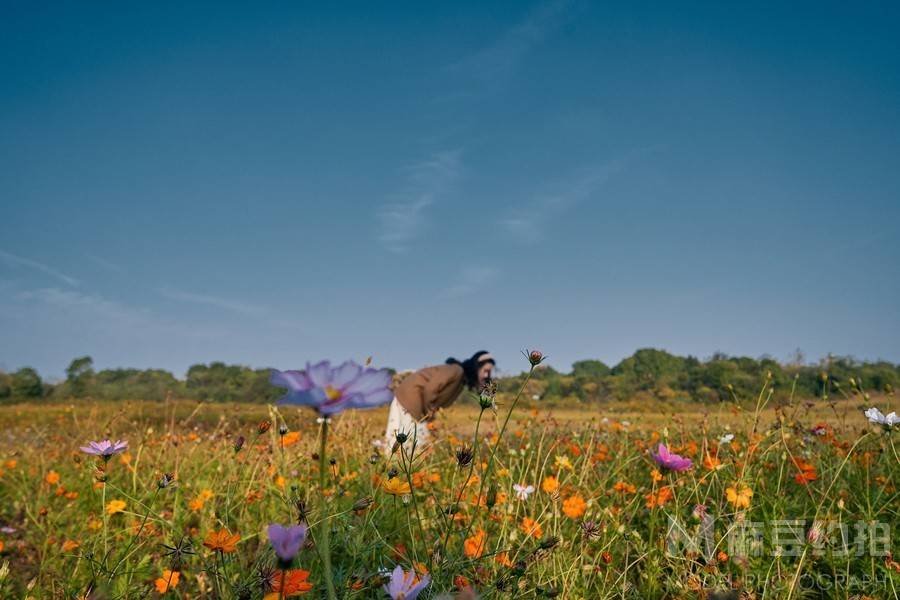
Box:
383 396 430 454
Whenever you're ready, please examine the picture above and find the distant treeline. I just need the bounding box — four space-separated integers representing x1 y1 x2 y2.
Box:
0 349 897 404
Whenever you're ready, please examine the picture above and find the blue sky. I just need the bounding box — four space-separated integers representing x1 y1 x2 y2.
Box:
2 1 899 378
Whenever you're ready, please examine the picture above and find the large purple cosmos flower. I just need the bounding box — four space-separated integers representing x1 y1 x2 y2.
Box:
267 523 308 564
270 360 393 416
383 565 430 600
80 439 128 459
651 443 693 472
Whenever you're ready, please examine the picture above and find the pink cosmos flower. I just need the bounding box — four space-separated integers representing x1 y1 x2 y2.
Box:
651 443 692 472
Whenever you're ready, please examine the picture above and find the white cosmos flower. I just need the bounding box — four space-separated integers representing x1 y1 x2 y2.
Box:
718 433 735 444
513 483 535 501
864 407 899 428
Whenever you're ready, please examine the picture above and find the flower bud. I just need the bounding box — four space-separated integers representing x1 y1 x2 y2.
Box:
486 483 498 509
278 424 289 436
258 420 272 434
157 473 176 489
233 435 246 453
524 349 546 366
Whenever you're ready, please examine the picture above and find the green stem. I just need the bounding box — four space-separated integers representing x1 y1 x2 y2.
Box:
461 367 535 554
319 419 338 600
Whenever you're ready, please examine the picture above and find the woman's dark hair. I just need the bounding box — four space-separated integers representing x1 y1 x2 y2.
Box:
446 350 495 389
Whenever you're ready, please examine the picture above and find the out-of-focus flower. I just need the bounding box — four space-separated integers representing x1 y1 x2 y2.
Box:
651 444 693 472
267 523 308 565
563 494 587 518
383 565 430 600
464 529 487 558
513 483 535 501
281 431 300 447
793 459 818 485
520 517 543 538
45 470 60 485
155 569 181 594
612 481 636 494
271 360 393 415
644 486 674 509
106 499 126 515
203 528 241 553
864 407 898 429
718 433 734 444
554 455 573 471
542 476 560 493
725 484 753 509
80 439 128 459
265 569 313 598
382 477 412 496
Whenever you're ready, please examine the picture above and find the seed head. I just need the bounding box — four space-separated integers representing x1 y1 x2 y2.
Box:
455 445 475 467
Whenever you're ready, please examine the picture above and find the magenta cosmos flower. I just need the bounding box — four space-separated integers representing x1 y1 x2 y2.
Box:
651 443 693 472
80 439 128 459
270 360 393 416
383 565 430 600
267 523 308 564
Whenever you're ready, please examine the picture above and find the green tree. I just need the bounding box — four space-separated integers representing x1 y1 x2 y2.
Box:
65 355 95 397
11 367 43 398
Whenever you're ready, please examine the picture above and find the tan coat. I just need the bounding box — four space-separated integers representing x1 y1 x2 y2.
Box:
394 363 466 420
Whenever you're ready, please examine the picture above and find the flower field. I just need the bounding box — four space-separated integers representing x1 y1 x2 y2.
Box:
0 356 897 599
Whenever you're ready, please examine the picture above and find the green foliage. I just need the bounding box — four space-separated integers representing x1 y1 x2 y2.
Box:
6 350 899 404
11 367 43 398
65 355 95 397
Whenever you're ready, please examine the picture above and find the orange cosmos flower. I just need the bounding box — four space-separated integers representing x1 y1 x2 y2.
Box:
725 484 753 509
464 529 487 558
792 458 818 485
45 470 60 485
155 569 181 594
105 500 126 515
382 477 412 496
644 486 673 509
562 494 587 519
520 517 543 538
281 431 301 448
541 476 559 493
266 569 313 598
203 528 241 553
703 453 722 471
612 481 636 494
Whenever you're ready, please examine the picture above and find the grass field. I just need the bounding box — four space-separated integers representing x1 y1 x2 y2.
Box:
0 379 897 599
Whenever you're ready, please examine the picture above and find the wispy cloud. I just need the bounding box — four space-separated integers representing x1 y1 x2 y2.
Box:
377 150 462 252
499 151 647 243
0 249 79 287
441 266 498 298
86 253 125 274
158 286 268 318
447 0 575 96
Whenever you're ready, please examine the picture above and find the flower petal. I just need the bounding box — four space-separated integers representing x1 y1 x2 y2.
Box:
343 368 392 395
331 360 363 389
270 369 312 392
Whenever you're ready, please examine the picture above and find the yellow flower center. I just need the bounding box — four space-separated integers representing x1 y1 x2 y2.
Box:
324 385 342 402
